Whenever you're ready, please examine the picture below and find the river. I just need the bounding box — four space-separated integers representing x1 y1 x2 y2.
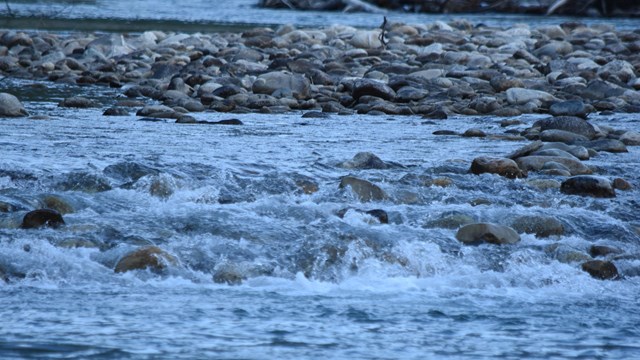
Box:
2 2 640 359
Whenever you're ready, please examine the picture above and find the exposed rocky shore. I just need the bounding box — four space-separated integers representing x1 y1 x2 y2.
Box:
2 20 640 118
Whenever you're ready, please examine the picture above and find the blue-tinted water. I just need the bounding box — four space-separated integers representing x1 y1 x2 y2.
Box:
0 79 639 358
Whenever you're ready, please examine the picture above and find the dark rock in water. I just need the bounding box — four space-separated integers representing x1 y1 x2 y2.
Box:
506 141 544 159
620 131 640 146
103 107 130 116
21 209 65 229
580 139 628 153
540 129 589 144
0 92 29 117
294 178 319 195
589 245 622 258
581 260 619 280
462 128 486 138
470 156 526 179
511 215 564 238
424 211 475 229
612 178 632 191
336 208 388 224
560 175 615 198
433 130 457 135
340 152 389 170
211 118 243 125
56 172 112 193
213 266 245 285
136 105 179 119
352 78 396 101
456 223 520 245
549 100 589 119
103 161 159 183
40 195 74 215
515 156 591 175
422 108 448 119
58 96 99 108
114 246 177 273
302 111 330 118
339 176 387 202
490 75 524 92
176 115 197 124
535 116 597 139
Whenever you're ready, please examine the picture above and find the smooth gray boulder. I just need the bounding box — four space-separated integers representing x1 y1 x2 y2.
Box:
0 93 28 117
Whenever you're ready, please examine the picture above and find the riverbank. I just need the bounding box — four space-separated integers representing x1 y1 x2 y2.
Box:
2 19 640 119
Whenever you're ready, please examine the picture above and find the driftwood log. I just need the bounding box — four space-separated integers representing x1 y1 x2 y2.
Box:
258 0 640 17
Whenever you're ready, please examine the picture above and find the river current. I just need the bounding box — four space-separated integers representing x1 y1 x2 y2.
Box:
0 78 639 358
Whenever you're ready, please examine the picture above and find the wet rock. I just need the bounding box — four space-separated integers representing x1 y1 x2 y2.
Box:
515 156 591 175
136 105 179 118
612 178 632 191
540 129 589 144
40 195 74 215
339 176 387 202
58 96 99 108
301 111 330 119
560 175 615 198
149 174 175 198
489 75 523 92
589 245 622 258
424 211 475 229
580 139 628 153
539 143 590 160
0 93 29 117
456 223 520 245
252 71 310 100
620 131 640 146
103 161 159 183
581 260 619 280
597 60 636 83
432 130 457 136
511 215 564 238
340 152 389 170
21 209 65 229
56 172 112 193
103 107 130 116
114 246 177 273
462 128 486 138
213 266 245 285
470 156 526 179
549 100 589 119
336 208 388 224
506 141 544 160
526 179 561 191
294 178 319 194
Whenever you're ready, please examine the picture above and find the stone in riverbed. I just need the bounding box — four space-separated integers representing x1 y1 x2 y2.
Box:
580 139 628 153
581 260 619 280
589 245 622 258
114 246 177 273
470 156 526 179
0 93 29 117
340 152 389 170
620 131 640 146
21 209 65 229
103 107 130 116
515 156 591 175
540 129 589 144
612 178 632 191
511 215 564 238
455 223 520 245
560 175 615 198
339 176 387 202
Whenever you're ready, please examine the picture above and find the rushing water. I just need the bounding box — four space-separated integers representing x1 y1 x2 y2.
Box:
4 0 640 30
1 79 640 358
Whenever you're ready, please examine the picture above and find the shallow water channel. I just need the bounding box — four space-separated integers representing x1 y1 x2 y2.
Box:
0 79 639 358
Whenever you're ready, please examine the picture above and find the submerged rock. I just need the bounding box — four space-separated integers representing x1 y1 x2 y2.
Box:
455 223 520 245
511 215 564 238
560 176 616 198
58 96 100 108
340 152 389 170
114 246 177 273
0 93 29 117
339 176 387 202
21 209 65 229
336 208 389 224
581 260 619 280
